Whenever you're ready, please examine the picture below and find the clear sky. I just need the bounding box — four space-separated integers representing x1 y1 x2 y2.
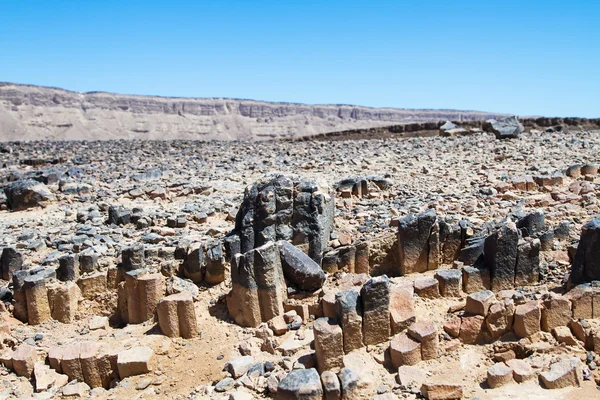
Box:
1 1 598 117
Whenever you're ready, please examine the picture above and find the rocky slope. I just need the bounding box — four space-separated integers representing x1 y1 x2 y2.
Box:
0 82 508 141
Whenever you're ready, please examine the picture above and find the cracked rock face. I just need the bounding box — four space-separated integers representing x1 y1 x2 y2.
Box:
233 174 334 265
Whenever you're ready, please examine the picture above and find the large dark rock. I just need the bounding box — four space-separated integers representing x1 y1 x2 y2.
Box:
484 116 524 139
516 210 545 237
1 247 23 281
4 179 56 211
276 368 323 400
459 237 485 266
234 174 334 264
484 222 519 291
277 241 325 291
57 254 79 281
570 217 600 284
107 205 131 225
397 209 437 274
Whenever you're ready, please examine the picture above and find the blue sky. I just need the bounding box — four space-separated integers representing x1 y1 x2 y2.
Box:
1 1 598 117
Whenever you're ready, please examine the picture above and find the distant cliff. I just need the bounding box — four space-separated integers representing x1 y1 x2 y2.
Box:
0 82 509 141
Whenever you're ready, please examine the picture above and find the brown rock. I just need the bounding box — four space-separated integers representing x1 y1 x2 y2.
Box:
117 346 154 379
553 326 578 346
513 300 540 338
12 344 37 378
268 315 288 336
77 271 108 299
321 292 337 319
313 318 344 372
486 299 515 339
505 359 535 382
443 316 461 338
61 343 84 383
420 383 463 400
390 332 421 367
465 290 495 316
541 294 572 332
487 362 513 388
47 282 81 323
540 357 582 389
459 315 485 344
414 277 440 299
389 285 415 334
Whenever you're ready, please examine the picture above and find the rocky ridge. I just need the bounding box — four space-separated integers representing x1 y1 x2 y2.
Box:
0 82 508 141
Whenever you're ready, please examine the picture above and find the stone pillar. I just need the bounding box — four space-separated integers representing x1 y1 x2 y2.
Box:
408 321 439 360
227 252 262 327
57 254 79 282
24 270 55 325
354 241 370 275
47 282 81 323
122 245 144 271
313 318 344 373
157 292 199 339
1 247 23 281
12 270 29 322
390 333 421 367
184 243 205 283
137 273 165 322
205 241 225 285
390 285 416 334
335 290 363 353
397 210 437 275
484 222 519 291
254 241 286 322
361 276 391 345
515 239 540 286
124 271 164 324
80 342 103 388
61 343 84 383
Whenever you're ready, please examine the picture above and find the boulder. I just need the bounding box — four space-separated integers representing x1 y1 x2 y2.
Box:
420 383 463 400
321 370 341 400
276 368 323 400
539 357 582 389
434 269 462 297
4 179 56 211
224 356 254 379
465 290 495 316
235 175 334 264
1 247 23 281
484 116 524 139
278 241 326 291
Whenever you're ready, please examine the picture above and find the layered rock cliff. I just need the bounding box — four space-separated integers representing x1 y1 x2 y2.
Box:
0 82 508 141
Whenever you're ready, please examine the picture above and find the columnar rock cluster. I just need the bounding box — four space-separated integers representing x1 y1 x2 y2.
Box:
393 209 544 292
230 174 335 264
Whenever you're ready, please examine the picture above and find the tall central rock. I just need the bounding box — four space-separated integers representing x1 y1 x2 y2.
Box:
234 174 335 265
227 174 335 327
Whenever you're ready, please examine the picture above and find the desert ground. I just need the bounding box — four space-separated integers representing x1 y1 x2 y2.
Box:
1 120 600 400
